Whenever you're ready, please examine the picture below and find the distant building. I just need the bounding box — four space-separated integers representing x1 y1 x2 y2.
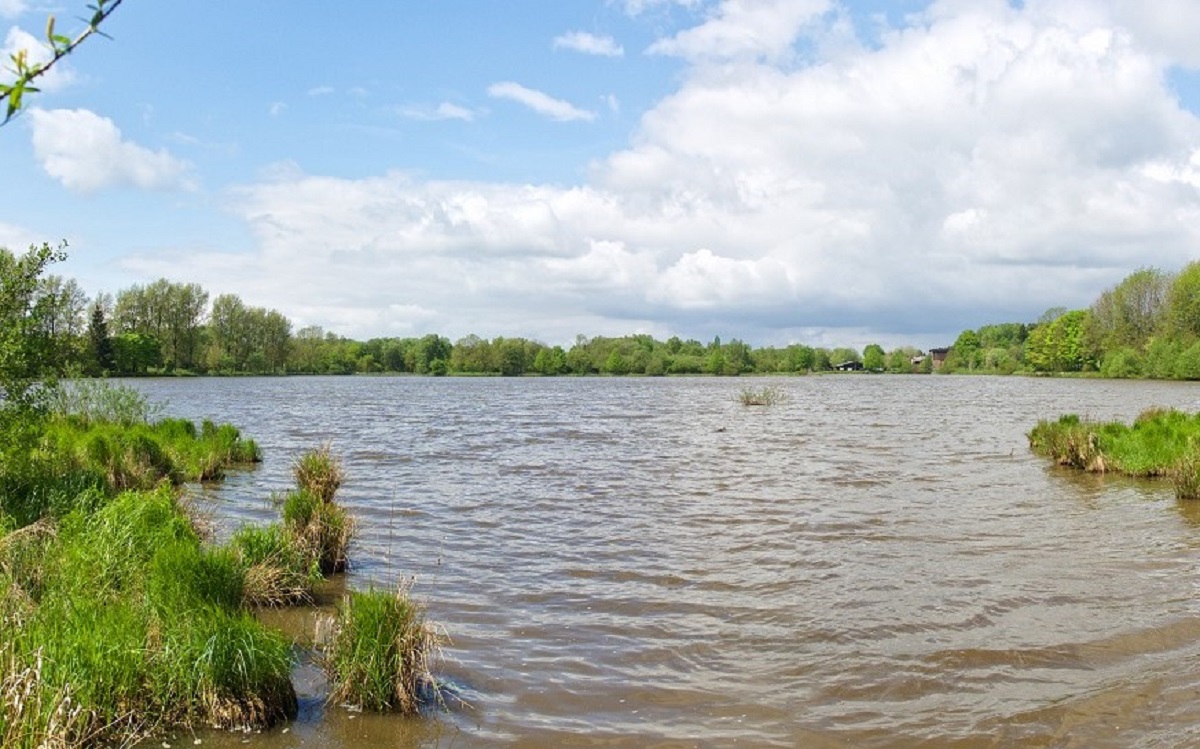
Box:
834 360 864 371
928 348 950 370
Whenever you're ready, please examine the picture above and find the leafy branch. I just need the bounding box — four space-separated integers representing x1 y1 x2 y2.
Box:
0 0 124 125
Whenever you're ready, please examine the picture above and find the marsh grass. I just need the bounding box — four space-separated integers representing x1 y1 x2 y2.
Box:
325 585 441 714
281 489 353 575
1174 449 1200 501
292 444 343 503
1030 409 1200 491
232 524 320 607
0 392 408 746
737 385 788 406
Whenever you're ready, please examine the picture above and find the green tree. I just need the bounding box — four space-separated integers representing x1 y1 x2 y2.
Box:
1167 261 1200 340
86 301 115 375
0 242 66 408
862 344 885 372
1087 267 1170 356
1025 310 1089 372
948 329 981 371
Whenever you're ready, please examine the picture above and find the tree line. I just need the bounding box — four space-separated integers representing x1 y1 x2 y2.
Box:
942 260 1200 379
8 247 938 377
19 244 1200 380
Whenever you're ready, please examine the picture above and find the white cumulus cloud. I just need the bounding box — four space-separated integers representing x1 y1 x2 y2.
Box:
119 0 1200 346
647 0 831 62
29 108 195 193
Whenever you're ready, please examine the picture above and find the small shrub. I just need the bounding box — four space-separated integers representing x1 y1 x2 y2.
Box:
325 584 441 714
292 445 343 503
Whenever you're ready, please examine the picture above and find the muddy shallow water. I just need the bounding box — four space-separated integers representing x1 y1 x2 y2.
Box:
126 375 1200 748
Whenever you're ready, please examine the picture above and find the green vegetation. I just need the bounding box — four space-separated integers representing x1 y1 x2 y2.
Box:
325 585 441 714
0 245 442 746
7 244 938 377
1029 409 1200 499
737 385 789 406
943 261 1200 379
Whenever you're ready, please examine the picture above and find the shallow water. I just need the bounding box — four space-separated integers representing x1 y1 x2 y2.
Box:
127 375 1200 748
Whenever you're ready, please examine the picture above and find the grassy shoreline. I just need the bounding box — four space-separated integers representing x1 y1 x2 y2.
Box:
0 384 440 747
1029 408 1200 499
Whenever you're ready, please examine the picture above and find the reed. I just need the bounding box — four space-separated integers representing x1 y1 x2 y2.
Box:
325 584 441 714
281 489 353 575
1030 408 1200 485
292 444 344 503
232 524 319 606
736 385 788 406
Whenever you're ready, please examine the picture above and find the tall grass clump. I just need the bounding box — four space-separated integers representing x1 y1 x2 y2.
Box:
232 524 320 607
0 483 301 747
1030 409 1200 489
293 444 343 503
281 488 352 575
50 379 163 427
325 585 441 714
736 385 788 406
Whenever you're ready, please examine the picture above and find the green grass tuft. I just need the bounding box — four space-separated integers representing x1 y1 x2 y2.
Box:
325 585 441 714
292 445 343 504
736 385 788 406
1030 408 1200 487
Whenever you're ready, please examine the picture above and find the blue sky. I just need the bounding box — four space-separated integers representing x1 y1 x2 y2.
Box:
4 0 1200 349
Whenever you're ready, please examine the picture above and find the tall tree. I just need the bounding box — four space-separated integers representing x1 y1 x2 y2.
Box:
0 242 66 408
87 301 115 375
1167 261 1200 341
1087 267 1170 355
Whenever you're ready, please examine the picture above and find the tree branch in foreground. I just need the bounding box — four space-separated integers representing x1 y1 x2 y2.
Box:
0 0 124 125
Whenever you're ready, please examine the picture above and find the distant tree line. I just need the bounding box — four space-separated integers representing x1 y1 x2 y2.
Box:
8 250 943 377
30 247 1200 380
942 260 1200 379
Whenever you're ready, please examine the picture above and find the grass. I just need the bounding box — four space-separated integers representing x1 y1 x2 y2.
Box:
281 488 353 575
0 384 438 746
325 585 441 714
232 524 321 607
736 385 788 406
293 444 343 503
0 489 299 745
1029 408 1200 499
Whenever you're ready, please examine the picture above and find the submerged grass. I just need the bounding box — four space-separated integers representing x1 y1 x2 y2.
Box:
325 584 441 714
1029 408 1200 499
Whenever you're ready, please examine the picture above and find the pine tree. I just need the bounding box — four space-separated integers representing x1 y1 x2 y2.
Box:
88 301 115 375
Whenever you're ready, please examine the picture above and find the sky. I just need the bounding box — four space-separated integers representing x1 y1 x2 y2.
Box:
3 0 1200 351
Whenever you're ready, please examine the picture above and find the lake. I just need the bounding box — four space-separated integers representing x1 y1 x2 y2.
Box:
126 374 1200 748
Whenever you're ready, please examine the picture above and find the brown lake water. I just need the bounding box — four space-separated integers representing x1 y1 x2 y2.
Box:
126 375 1200 748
